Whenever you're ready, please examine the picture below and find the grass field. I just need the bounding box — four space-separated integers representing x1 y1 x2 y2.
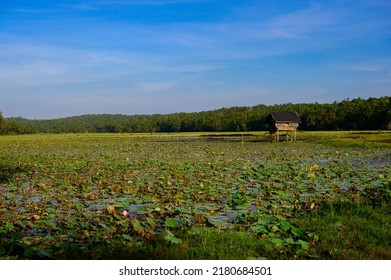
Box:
0 131 390 259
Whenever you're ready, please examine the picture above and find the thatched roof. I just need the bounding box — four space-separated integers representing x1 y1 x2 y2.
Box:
267 112 301 123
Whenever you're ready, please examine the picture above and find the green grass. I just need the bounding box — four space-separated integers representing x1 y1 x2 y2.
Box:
298 131 391 147
97 229 265 260
18 200 388 260
0 132 390 260
294 201 391 259
106 201 391 260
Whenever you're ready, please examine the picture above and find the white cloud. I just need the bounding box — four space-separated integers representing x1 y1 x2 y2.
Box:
339 59 391 73
259 5 339 39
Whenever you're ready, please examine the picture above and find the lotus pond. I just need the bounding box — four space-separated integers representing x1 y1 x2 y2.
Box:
0 133 390 259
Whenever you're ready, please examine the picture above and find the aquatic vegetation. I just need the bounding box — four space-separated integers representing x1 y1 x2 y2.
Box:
0 134 390 259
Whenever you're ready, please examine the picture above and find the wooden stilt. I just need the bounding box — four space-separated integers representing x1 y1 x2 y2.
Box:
266 112 301 143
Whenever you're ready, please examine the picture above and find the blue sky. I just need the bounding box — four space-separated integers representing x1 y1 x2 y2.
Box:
1 0 390 119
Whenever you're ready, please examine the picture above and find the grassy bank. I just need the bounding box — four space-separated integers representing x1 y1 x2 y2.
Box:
99 201 391 260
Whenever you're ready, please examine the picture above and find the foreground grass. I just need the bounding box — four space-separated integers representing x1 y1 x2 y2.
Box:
103 201 391 260
2 201 389 260
1 132 390 260
293 201 391 259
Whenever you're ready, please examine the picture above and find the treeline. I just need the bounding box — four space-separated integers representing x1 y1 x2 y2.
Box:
1 97 390 134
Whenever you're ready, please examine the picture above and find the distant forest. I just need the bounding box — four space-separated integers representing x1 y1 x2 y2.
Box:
1 96 390 134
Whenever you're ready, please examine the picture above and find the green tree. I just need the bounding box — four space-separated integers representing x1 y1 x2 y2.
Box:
3 97 390 133
0 111 3 133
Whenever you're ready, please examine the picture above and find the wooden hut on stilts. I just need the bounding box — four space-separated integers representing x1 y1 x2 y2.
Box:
267 112 301 142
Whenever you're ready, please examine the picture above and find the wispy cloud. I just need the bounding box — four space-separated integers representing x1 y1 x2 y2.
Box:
61 3 99 11
96 0 208 6
1 0 390 118
365 0 391 8
257 5 339 39
343 65 386 72
229 1 391 49
136 3 356 60
0 39 218 97
339 59 391 72
61 0 209 11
